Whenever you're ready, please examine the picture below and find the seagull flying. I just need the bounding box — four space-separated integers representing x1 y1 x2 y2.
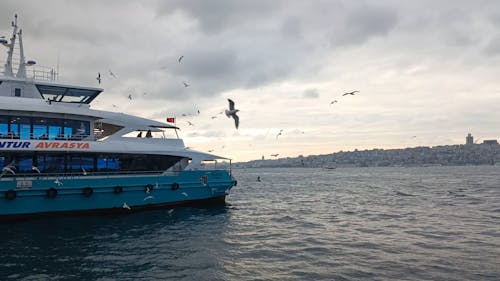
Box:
143 195 154 201
128 94 132 100
183 82 190 87
2 161 16 175
178 55 184 63
330 100 338 105
2 166 15 175
276 129 283 139
225 98 240 129
122 202 131 210
181 192 188 197
82 167 87 176
342 90 359 96
211 116 217 119
271 154 279 157
54 178 63 186
32 166 41 173
96 72 101 84
187 121 194 126
109 70 117 78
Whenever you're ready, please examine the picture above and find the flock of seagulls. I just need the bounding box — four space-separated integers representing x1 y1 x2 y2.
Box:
93 54 365 159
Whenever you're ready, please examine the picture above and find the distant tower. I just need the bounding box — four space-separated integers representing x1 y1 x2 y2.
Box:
466 133 474 145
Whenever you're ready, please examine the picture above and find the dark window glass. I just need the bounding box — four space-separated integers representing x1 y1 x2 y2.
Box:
0 152 182 174
14 88 21 97
36 85 66 101
39 155 65 173
19 117 30 140
0 116 8 138
47 118 63 140
36 85 101 104
8 117 20 139
33 118 48 139
17 155 33 172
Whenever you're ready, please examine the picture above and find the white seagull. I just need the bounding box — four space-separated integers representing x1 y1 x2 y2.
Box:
181 192 188 197
2 166 15 175
143 195 154 201
54 178 63 186
32 166 41 173
225 99 240 129
122 202 131 210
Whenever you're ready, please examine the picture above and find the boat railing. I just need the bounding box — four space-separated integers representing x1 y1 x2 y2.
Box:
0 170 182 181
1 59 58 81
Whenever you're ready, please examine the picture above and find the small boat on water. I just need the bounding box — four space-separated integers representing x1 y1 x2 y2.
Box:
0 15 236 219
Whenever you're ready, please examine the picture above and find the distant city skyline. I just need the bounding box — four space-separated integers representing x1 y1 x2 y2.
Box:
1 1 500 162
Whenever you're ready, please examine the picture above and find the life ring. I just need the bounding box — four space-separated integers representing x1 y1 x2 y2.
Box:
82 187 93 197
113 186 123 194
171 182 179 190
46 188 58 198
4 189 16 200
145 184 153 193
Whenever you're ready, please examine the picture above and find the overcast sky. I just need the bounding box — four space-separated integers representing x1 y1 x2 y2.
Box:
1 0 500 162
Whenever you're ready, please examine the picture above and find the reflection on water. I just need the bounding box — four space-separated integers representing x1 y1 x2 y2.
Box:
1 166 500 280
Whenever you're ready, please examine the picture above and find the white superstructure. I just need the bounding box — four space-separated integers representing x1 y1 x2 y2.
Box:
0 15 225 172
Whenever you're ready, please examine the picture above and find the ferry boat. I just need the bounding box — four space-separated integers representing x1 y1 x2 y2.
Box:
0 15 236 219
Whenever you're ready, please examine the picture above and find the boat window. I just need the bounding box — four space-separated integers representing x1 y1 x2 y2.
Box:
0 152 184 175
68 155 94 172
0 116 89 140
47 119 63 140
17 154 33 173
33 118 49 139
14 88 21 97
36 85 66 101
0 116 8 138
97 155 121 172
37 154 65 173
19 117 31 140
36 85 101 104
8 117 21 139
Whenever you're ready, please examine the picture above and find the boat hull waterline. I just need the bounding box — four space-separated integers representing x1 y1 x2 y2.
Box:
1 170 235 219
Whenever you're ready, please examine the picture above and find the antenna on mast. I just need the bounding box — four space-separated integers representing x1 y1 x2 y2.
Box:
3 14 18 77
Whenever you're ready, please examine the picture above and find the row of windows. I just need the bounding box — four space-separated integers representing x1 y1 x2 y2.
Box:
0 152 182 174
0 115 90 140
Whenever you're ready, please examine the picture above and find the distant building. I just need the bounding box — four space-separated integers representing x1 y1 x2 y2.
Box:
466 133 474 145
482 140 498 145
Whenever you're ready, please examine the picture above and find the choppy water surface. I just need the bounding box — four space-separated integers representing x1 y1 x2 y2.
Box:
1 166 499 280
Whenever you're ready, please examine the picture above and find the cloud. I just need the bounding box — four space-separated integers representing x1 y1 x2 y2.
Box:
302 88 319 99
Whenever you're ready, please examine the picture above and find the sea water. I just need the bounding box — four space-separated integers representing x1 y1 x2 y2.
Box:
1 166 499 280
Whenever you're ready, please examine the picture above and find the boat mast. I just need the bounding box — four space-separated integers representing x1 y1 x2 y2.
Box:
3 14 18 77
16 29 27 78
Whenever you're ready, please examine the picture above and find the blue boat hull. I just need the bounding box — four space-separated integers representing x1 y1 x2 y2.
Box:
0 170 235 219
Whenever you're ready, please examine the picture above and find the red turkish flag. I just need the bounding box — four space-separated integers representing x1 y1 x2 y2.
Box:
166 117 175 123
